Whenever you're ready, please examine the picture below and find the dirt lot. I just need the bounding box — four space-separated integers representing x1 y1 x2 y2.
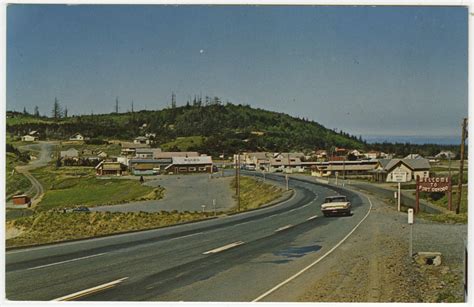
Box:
269 188 467 303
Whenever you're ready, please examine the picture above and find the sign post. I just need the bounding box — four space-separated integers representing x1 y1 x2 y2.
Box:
392 171 408 211
408 208 414 258
285 174 289 191
416 176 451 214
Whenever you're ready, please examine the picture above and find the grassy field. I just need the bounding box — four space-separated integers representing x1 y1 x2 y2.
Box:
6 210 213 248
6 153 32 197
59 142 122 156
30 166 164 210
231 176 285 211
160 136 206 151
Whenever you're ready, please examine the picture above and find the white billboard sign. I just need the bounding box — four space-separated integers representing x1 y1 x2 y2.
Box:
392 171 408 183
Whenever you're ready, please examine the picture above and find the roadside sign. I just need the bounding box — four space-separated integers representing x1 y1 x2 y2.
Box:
392 171 408 183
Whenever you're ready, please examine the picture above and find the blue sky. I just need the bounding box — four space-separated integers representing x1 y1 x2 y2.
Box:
7 5 468 138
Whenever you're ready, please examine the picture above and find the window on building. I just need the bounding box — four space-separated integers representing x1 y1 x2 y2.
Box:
199 167 206 171
179 167 187 172
189 167 196 172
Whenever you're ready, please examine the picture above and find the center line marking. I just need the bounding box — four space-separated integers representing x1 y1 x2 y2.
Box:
275 224 293 232
307 215 318 220
27 253 107 271
52 277 128 301
203 241 245 254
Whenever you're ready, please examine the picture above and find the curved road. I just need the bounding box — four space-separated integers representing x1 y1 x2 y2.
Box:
6 173 371 301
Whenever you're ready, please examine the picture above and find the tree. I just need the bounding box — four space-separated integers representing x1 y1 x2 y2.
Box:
23 107 28 115
115 97 119 114
52 97 62 119
64 106 68 118
171 92 176 108
34 106 40 117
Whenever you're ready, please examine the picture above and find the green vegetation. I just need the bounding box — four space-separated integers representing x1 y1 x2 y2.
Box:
30 166 164 210
6 153 32 197
6 210 213 248
58 142 122 156
161 136 206 151
7 102 365 156
231 176 285 211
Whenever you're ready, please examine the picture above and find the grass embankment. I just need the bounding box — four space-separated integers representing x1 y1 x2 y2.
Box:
417 187 468 224
30 166 164 210
6 211 213 248
231 176 285 211
6 153 32 198
160 136 206 151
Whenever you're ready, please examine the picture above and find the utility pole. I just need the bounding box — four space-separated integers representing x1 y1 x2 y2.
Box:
455 118 468 214
343 156 346 187
115 97 119 114
236 153 241 211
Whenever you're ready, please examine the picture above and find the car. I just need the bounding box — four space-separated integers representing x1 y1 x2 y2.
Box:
321 195 351 217
72 206 90 212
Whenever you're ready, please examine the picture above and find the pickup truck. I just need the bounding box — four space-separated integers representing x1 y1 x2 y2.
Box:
321 195 352 217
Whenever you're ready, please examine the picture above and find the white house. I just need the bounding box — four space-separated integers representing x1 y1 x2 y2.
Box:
21 135 39 142
133 136 150 145
404 154 423 160
435 151 456 160
69 133 85 141
372 158 430 182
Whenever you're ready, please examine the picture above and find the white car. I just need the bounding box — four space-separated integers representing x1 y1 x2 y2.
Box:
321 195 352 217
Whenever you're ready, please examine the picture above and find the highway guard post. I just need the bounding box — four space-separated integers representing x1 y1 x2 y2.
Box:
408 208 414 257
415 176 452 214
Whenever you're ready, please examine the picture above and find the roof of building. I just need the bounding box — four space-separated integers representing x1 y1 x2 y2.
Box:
404 154 423 159
326 164 377 171
134 136 149 140
95 161 124 171
155 152 199 159
384 158 431 171
171 156 213 165
135 148 162 154
129 159 164 164
270 157 302 166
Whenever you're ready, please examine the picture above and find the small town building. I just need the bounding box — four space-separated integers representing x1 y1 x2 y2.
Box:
95 161 127 176
269 157 304 173
133 136 150 145
69 133 86 141
311 160 378 177
12 194 31 205
404 154 424 160
135 148 162 159
372 158 430 182
165 156 213 174
97 151 108 158
60 148 79 159
129 159 163 175
435 151 456 160
21 134 39 142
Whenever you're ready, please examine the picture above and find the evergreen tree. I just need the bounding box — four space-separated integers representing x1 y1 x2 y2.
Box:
52 97 62 119
34 106 40 117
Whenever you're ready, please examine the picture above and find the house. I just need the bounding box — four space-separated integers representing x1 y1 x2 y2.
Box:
372 158 430 182
404 154 424 160
133 136 150 145
165 156 213 174
435 151 456 160
97 151 108 158
364 151 381 159
269 157 304 173
60 148 79 159
95 161 127 176
21 134 39 142
314 150 328 160
69 133 85 141
12 194 31 206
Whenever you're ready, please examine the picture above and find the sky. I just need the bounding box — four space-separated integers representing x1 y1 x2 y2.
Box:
6 5 468 139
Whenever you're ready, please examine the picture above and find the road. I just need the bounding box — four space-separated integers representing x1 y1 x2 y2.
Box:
14 142 56 205
6 173 371 301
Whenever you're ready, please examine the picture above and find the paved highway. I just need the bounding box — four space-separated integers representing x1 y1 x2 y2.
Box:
6 172 371 301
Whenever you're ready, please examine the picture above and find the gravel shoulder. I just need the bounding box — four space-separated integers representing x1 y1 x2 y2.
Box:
266 186 467 303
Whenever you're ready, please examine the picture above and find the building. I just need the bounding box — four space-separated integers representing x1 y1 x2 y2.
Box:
95 161 127 176
135 148 162 159
435 151 456 160
133 136 150 145
128 159 163 175
12 194 31 205
60 148 79 159
21 134 39 142
165 156 213 174
97 151 108 158
372 158 431 182
404 154 424 160
269 157 304 173
69 133 85 141
311 160 378 177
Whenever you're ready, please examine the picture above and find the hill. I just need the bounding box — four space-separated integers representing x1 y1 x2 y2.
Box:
7 103 365 156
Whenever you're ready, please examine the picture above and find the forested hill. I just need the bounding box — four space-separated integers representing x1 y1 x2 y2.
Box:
7 103 365 156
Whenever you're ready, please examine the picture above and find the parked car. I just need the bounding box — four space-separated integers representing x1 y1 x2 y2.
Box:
321 195 351 217
72 206 90 212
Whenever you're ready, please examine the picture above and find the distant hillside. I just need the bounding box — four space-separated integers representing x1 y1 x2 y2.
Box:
7 103 366 156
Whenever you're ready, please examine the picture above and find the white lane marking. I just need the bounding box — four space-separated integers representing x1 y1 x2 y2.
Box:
52 277 128 301
307 215 318 221
275 224 293 232
202 241 245 255
169 232 204 241
253 197 373 302
26 253 107 271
